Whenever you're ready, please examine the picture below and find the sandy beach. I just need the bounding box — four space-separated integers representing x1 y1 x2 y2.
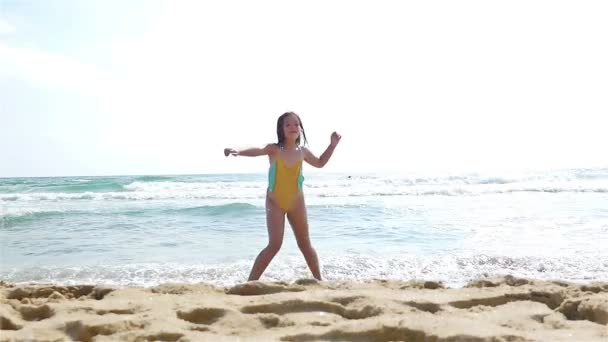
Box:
1 275 607 341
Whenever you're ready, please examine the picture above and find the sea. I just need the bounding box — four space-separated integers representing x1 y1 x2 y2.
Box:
1 168 607 288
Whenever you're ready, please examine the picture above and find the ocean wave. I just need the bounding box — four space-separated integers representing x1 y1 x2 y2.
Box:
1 209 68 226
2 253 606 288
132 175 176 182
0 203 261 227
2 168 607 202
315 185 608 197
123 181 264 192
0 178 125 194
162 203 259 216
1 184 607 202
40 180 125 193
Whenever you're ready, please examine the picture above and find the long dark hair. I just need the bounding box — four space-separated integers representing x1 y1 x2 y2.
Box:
276 111 308 147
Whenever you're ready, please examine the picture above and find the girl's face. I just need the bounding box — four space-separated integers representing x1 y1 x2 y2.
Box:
283 114 301 142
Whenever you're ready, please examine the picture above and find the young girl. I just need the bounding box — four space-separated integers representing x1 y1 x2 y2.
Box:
224 112 341 281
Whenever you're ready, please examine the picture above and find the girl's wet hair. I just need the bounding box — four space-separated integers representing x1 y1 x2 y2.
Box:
276 111 308 147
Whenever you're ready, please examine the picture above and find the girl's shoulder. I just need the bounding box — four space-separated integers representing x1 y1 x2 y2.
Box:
264 143 280 155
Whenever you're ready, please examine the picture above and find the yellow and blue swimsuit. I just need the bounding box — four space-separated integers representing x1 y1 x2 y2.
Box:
268 152 305 212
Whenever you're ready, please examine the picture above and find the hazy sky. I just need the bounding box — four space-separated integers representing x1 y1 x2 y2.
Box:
1 1 607 177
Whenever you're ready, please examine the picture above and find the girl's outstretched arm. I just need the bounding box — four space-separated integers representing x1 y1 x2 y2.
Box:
224 144 277 157
304 132 341 168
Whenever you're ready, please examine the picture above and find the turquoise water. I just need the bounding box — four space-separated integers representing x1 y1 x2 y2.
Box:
1 169 607 287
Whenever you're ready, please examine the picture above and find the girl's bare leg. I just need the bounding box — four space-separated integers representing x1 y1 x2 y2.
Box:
287 196 322 280
247 196 285 281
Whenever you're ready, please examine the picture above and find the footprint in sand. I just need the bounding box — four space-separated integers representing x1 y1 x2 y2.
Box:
141 332 184 342
0 307 22 331
240 299 382 320
280 325 439 342
19 304 54 321
64 320 146 342
7 285 114 301
329 296 365 306
257 313 293 328
448 291 564 310
95 308 137 315
225 281 305 296
176 307 227 325
401 301 442 314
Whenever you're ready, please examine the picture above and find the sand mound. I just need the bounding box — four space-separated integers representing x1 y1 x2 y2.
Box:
1 276 607 341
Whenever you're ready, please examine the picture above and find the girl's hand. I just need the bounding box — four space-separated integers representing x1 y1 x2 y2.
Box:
330 132 341 146
224 148 238 157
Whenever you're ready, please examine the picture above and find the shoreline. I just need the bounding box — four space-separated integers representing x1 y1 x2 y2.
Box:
1 275 607 341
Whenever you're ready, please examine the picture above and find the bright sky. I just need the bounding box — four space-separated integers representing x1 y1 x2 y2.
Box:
1 1 607 177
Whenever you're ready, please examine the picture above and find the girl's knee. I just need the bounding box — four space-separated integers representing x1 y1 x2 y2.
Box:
267 242 282 254
297 241 313 252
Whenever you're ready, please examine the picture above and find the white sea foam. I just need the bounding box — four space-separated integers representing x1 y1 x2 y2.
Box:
1 207 65 218
2 177 607 203
2 253 606 288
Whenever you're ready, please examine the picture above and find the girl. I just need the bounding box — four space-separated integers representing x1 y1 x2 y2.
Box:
224 112 341 281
